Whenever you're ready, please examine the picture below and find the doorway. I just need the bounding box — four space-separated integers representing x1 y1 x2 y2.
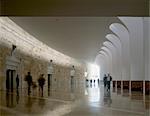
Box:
6 69 16 92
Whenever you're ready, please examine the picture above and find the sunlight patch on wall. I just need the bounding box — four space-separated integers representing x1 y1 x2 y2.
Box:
0 17 83 67
87 63 100 79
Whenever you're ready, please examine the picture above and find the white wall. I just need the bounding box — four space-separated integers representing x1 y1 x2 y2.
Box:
143 17 149 81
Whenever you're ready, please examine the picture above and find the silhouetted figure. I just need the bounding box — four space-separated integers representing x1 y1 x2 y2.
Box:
86 79 89 87
94 79 95 83
38 74 45 96
86 79 89 83
107 74 112 91
103 74 107 88
90 79 92 84
16 74 19 90
97 79 100 85
25 72 33 95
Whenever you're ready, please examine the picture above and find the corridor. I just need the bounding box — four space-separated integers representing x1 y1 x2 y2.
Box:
0 16 150 116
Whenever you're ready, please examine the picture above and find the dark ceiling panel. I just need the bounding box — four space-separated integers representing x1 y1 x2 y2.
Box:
1 0 149 16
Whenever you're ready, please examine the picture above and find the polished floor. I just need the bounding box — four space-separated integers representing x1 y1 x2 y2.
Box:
0 82 149 116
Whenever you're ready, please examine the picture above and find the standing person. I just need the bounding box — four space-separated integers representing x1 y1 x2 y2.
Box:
86 79 89 87
97 78 100 85
90 79 92 87
70 65 75 86
103 74 107 88
94 79 96 84
25 72 33 95
48 60 53 89
38 74 45 96
90 79 92 84
16 74 19 90
107 73 112 91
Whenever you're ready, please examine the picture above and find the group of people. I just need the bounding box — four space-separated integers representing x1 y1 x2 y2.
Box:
25 72 45 96
103 73 112 91
86 78 100 85
10 60 76 96
24 62 76 96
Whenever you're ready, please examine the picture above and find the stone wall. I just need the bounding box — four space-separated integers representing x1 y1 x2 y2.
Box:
0 17 86 91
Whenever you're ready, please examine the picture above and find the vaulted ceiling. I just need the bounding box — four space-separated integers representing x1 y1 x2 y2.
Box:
10 17 121 62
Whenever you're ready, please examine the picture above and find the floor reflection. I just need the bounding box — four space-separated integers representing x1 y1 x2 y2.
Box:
131 92 144 100
86 83 100 103
38 98 46 109
122 89 129 97
117 88 121 95
25 97 35 113
113 87 116 92
16 90 20 104
6 91 15 108
103 89 112 107
1 83 149 116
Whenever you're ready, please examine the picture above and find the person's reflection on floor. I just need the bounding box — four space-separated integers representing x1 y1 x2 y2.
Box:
90 83 92 88
16 89 19 96
16 89 19 104
10 93 14 108
25 97 34 112
38 98 45 109
93 83 95 87
103 90 112 107
86 83 89 88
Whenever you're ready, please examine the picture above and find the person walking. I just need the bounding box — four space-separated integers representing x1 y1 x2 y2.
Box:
25 72 33 95
97 78 100 85
106 73 112 91
103 74 107 88
38 74 45 96
16 74 19 90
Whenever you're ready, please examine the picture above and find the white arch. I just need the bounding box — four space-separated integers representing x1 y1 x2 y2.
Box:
95 53 107 79
99 50 109 72
110 23 130 81
118 17 144 81
106 34 122 81
103 41 119 80
101 46 113 75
